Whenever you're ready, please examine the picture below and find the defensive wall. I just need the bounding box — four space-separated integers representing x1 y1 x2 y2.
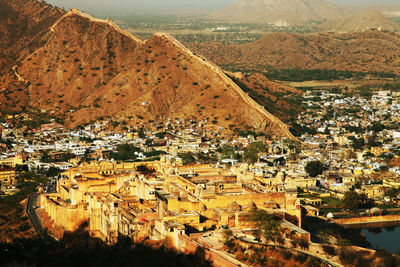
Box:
334 214 400 227
40 194 88 231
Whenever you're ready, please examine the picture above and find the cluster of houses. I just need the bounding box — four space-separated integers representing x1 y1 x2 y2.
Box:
0 90 399 205
0 89 399 265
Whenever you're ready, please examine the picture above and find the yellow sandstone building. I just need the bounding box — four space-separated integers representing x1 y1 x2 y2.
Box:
40 158 303 245
0 165 16 185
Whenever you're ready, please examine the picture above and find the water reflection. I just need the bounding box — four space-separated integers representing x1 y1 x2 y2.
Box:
368 227 382 234
385 226 395 232
362 226 400 254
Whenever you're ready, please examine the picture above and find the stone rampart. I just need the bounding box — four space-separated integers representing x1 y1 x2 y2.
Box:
334 214 400 226
41 194 88 231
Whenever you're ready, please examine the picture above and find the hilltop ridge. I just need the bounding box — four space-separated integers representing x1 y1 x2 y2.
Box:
187 30 400 75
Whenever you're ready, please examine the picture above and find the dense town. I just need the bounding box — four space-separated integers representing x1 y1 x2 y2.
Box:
1 88 400 266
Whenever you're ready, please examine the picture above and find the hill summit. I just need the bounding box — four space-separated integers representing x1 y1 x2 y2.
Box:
320 10 400 32
209 0 349 25
0 6 294 138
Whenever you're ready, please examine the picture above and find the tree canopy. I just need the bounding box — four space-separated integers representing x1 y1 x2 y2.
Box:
111 144 140 161
248 209 280 243
305 160 324 177
243 142 266 164
342 191 360 212
348 136 365 150
178 152 196 165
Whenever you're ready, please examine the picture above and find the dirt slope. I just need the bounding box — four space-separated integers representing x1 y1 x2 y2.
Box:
0 0 64 73
187 30 400 74
227 72 302 121
1 9 294 138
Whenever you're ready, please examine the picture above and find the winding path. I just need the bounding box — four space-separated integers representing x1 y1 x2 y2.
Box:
26 193 45 238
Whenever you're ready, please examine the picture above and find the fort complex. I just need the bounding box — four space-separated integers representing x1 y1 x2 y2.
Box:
40 158 304 246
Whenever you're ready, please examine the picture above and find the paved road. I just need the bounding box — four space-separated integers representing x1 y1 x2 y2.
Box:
26 193 45 238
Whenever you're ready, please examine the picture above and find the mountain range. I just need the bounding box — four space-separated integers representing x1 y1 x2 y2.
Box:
208 0 350 25
207 0 400 32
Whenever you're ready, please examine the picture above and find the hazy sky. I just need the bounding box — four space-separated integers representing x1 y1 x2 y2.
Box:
46 0 400 13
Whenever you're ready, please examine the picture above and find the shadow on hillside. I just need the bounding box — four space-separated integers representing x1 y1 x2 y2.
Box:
1 222 211 267
303 216 370 247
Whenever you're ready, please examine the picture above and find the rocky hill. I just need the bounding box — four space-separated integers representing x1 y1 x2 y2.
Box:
0 0 65 73
321 10 400 32
187 30 400 75
0 6 295 138
208 0 349 25
227 72 302 121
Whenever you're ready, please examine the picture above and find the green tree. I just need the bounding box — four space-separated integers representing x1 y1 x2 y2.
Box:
221 146 238 159
339 247 357 265
282 139 301 154
317 231 329 243
367 134 381 148
136 165 154 174
46 167 62 177
363 152 375 158
138 130 146 138
322 245 337 258
342 191 360 212
179 152 196 165
248 209 280 243
348 136 365 150
289 123 317 137
369 122 385 133
375 249 399 267
305 161 324 177
111 144 140 161
298 238 309 250
384 187 400 199
223 229 234 245
21 120 41 129
243 142 265 164
379 152 394 162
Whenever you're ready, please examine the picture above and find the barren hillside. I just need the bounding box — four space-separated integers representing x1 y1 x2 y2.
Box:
0 8 295 138
187 30 400 75
227 72 302 121
0 0 65 73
